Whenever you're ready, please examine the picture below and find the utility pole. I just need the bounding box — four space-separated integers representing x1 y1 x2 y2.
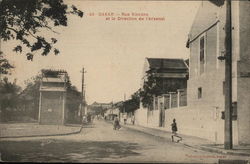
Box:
224 0 233 150
123 93 126 113
0 37 2 81
81 67 86 117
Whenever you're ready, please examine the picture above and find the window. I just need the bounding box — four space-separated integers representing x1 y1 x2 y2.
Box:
198 87 202 99
199 35 206 75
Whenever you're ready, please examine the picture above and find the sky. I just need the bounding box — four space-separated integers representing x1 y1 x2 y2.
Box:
2 0 201 104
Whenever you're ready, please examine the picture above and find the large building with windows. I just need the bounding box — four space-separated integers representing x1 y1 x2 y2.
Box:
185 0 250 145
135 0 250 145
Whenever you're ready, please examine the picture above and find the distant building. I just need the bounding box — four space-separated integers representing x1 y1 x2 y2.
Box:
141 58 188 94
38 69 68 125
90 102 113 109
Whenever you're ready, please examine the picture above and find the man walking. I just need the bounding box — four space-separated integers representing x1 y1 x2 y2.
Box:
113 116 121 130
171 119 182 142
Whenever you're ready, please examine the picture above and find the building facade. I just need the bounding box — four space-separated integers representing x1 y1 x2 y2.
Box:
135 58 189 128
38 70 68 125
135 1 250 145
185 0 250 144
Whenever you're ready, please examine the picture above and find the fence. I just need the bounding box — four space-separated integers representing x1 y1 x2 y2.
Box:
153 89 187 110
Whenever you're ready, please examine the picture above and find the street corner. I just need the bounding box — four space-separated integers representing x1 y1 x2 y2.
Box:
0 123 81 138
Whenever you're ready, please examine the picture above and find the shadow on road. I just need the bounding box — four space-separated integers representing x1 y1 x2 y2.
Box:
0 139 141 162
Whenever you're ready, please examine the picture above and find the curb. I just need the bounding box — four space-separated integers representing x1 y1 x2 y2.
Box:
105 120 174 142
107 121 250 157
0 127 82 139
198 145 250 157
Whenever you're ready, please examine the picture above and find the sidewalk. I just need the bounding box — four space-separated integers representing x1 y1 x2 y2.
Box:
118 122 250 157
0 123 82 138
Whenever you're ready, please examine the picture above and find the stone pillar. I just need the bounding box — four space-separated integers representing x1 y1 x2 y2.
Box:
177 90 180 108
169 93 172 109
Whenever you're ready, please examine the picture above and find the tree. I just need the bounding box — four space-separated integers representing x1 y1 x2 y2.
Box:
0 77 22 121
117 90 140 114
0 51 14 74
19 74 42 119
66 83 82 123
139 72 162 108
0 0 83 61
90 106 104 115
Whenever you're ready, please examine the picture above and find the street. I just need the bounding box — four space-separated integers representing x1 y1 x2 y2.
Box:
0 120 249 163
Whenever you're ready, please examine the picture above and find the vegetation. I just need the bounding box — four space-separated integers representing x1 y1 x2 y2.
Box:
0 70 82 123
90 106 105 116
119 91 140 113
0 51 14 74
0 0 83 61
139 72 162 108
0 77 22 121
66 79 82 124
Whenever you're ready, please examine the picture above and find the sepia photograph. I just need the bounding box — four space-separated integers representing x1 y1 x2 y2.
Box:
0 0 250 163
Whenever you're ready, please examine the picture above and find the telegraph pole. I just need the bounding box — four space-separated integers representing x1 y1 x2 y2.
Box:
81 67 86 117
0 37 2 81
224 0 233 150
123 93 126 113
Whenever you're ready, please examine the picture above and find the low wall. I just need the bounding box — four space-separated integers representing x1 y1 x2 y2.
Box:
134 104 239 144
134 107 148 127
164 105 238 144
147 110 159 127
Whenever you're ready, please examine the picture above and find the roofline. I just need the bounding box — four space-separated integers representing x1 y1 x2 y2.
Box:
186 20 219 48
146 57 186 60
183 59 189 68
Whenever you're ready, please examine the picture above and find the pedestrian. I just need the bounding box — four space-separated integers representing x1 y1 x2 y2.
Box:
123 114 127 125
131 115 135 125
82 115 87 126
113 116 120 130
171 118 182 142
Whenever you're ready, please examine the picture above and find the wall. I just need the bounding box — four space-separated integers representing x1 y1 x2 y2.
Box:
237 1 250 145
188 16 226 110
134 104 148 127
186 1 241 144
147 110 160 127
164 105 238 144
40 92 65 125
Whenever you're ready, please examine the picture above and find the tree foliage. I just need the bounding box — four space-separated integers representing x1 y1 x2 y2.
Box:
0 0 83 61
23 74 41 106
117 90 140 113
66 84 82 112
139 72 162 108
0 51 14 74
90 106 104 115
0 77 22 118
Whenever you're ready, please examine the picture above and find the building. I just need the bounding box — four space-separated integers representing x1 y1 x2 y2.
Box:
135 58 189 128
90 102 113 109
38 69 68 125
179 0 250 145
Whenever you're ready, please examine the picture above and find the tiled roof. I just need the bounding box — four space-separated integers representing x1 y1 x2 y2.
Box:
147 58 188 70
